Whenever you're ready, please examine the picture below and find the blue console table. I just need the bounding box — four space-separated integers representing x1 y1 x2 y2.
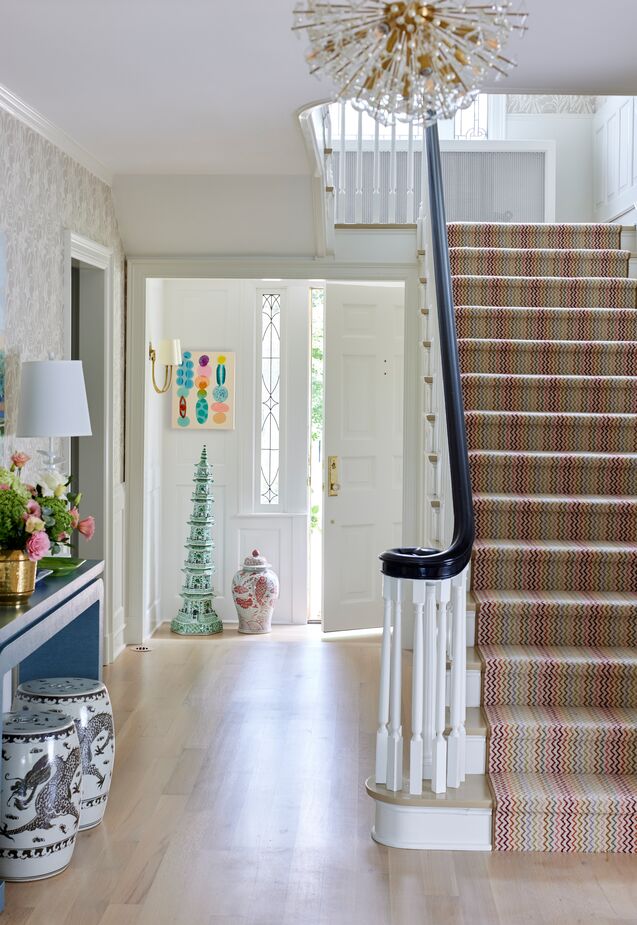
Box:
0 560 104 911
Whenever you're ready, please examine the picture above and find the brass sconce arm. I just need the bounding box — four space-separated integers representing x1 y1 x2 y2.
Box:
149 341 181 394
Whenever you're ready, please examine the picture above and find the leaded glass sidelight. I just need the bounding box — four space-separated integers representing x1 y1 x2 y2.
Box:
260 293 281 505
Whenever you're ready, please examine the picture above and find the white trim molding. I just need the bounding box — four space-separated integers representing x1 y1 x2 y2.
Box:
0 83 112 186
64 231 120 662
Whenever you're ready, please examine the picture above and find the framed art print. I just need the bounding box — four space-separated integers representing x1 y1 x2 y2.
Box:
173 350 236 430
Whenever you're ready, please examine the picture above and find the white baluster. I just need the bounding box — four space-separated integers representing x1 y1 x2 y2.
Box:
447 566 468 788
386 578 403 791
422 581 436 781
388 121 397 223
432 579 450 793
373 120 380 223
355 110 363 223
375 576 395 783
406 122 415 222
338 103 347 223
409 586 425 794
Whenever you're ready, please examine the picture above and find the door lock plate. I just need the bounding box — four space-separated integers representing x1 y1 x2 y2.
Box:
328 456 340 497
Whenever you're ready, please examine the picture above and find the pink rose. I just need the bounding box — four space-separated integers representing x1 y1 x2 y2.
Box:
69 507 80 529
10 452 30 470
0 484 9 491
26 531 50 562
78 516 95 541
57 532 70 543
26 500 41 518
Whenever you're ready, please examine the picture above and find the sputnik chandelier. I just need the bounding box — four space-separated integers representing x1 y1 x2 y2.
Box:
292 1 527 125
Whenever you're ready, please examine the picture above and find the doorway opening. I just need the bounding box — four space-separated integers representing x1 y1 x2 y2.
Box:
312 281 405 634
308 286 325 624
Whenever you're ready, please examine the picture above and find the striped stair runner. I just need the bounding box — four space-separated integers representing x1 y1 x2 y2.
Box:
451 220 637 853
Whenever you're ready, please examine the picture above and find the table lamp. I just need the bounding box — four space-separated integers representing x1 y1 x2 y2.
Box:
17 359 92 473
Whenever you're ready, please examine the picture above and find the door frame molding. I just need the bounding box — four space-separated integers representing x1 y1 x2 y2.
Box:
63 231 117 662
125 255 421 645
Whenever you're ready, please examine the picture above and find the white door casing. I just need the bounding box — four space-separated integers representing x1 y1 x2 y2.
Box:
63 231 124 662
323 282 404 633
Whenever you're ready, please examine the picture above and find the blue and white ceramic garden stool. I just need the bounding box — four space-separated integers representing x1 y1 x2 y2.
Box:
0 709 82 880
14 678 115 830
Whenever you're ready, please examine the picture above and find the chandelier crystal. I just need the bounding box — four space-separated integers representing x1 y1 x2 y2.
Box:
292 1 527 125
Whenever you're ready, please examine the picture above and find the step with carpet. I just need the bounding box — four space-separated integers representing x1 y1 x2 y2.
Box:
469 450 637 496
474 591 637 648
449 247 630 278
473 494 637 543
448 222 623 250
459 338 637 377
453 275 637 308
465 411 637 454
462 373 637 414
456 305 637 342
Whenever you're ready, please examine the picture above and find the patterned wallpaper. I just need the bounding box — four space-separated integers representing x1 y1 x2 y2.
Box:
0 109 125 482
507 95 597 115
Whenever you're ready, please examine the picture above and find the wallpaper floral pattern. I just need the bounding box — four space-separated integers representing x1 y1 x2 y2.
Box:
0 109 125 481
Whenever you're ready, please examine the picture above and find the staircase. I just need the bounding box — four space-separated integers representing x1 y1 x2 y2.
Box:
453 221 637 852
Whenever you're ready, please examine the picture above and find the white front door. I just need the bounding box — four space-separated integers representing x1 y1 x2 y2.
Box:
323 282 404 632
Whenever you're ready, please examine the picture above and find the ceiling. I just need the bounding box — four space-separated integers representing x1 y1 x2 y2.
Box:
0 0 636 178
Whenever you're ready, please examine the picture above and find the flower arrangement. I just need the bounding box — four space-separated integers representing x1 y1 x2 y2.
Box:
0 453 95 562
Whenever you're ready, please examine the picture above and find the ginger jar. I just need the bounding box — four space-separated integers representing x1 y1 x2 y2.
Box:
231 549 279 634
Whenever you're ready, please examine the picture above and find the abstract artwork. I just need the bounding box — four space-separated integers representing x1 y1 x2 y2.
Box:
172 350 235 430
0 232 5 438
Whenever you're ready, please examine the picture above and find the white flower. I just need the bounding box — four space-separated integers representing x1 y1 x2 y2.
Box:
37 470 68 499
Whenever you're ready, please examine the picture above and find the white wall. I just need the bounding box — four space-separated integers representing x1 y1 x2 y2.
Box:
145 278 310 633
593 96 637 224
113 175 317 257
505 112 595 221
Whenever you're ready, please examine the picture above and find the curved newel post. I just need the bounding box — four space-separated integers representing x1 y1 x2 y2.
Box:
386 578 403 791
447 565 468 788
376 576 396 784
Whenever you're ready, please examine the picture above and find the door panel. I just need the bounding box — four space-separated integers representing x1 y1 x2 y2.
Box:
323 283 404 632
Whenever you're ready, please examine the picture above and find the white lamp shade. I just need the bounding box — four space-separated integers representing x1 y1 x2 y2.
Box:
156 339 182 366
17 360 92 438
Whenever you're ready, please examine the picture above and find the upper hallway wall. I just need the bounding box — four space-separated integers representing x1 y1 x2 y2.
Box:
112 175 317 257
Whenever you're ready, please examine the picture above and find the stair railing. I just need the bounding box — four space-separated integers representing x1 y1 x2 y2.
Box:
375 122 474 796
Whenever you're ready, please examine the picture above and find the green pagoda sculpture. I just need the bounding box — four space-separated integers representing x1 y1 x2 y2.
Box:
171 446 223 636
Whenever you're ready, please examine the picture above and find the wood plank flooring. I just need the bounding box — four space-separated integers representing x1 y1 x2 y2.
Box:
6 625 637 925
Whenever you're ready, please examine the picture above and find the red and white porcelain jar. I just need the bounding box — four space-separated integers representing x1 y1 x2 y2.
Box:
231 550 279 634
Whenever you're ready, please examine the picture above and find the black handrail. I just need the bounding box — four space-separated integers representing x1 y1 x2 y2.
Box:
380 122 474 581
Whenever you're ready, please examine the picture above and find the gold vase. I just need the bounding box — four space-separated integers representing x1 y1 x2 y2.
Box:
0 551 37 604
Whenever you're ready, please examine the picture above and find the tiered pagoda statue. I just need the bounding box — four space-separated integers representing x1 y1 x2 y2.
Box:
171 446 223 635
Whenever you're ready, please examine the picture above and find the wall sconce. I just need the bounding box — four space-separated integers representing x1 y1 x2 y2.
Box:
149 339 182 394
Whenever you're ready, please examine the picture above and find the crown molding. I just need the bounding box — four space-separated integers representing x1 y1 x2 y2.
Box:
0 83 112 186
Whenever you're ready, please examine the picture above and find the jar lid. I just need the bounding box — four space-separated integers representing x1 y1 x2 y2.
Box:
243 548 269 569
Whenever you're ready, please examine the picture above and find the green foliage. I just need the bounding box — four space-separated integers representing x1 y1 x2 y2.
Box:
310 504 320 531
310 289 324 445
39 496 73 541
0 489 27 549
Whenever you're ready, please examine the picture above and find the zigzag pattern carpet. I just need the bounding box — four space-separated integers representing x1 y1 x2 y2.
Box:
451 220 637 853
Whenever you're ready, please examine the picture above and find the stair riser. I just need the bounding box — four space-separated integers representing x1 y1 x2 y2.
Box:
483 664 637 708
450 250 629 279
469 454 637 496
453 277 637 309
488 726 637 776
476 603 637 649
456 307 637 343
474 500 637 543
466 413 637 454
472 548 637 593
463 376 637 414
459 342 637 378
448 223 623 250
493 810 637 853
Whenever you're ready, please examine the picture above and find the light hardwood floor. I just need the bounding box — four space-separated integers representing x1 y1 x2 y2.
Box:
6 625 637 925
